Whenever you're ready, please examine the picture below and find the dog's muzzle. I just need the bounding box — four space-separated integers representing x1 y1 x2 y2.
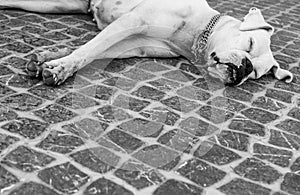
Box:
209 57 254 86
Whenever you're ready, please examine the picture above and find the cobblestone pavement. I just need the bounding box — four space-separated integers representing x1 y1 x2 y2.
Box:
0 0 300 194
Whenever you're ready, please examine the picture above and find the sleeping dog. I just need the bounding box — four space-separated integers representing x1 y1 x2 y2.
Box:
0 0 293 86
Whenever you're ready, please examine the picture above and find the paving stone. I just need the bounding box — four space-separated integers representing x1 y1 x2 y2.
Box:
288 107 300 121
28 84 69 100
0 133 19 153
106 129 145 153
113 94 150 112
59 75 91 89
140 107 180 126
0 165 19 193
20 25 49 34
237 81 266 93
131 85 166 101
42 21 67 30
275 81 300 94
269 129 300 150
0 50 11 58
62 118 108 140
1 118 48 139
266 88 294 103
192 77 225 91
234 158 282 184
56 92 99 109
223 87 254 102
62 27 88 37
163 70 196 82
0 93 43 111
93 105 132 123
137 61 169 72
148 78 183 91
41 31 70 41
122 68 156 81
0 74 39 88
77 23 99 32
79 85 115 101
252 96 286 111
118 118 164 137
281 173 300 195
241 108 279 124
161 96 200 113
68 34 97 46
1 146 55 172
2 56 28 70
38 162 90 194
272 192 289 195
290 157 300 172
179 117 218 137
228 117 266 136
70 146 120 173
158 129 199 153
207 98 244 114
0 105 18 122
218 178 271 195
0 65 14 76
0 84 16 98
114 159 164 190
176 158 226 187
77 63 111 80
253 143 293 167
194 141 241 165
153 179 203 195
196 105 234 124
8 181 60 195
276 119 300 136
96 137 127 153
102 77 137 91
23 36 55 47
58 16 87 25
176 86 212 101
36 130 84 154
1 41 33 53
33 104 77 124
133 145 180 169
0 19 27 28
83 178 133 195
215 130 250 151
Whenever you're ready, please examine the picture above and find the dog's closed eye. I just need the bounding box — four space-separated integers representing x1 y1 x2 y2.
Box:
246 37 254 53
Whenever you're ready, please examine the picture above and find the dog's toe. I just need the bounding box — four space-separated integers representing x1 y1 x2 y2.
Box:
26 59 43 78
42 69 57 85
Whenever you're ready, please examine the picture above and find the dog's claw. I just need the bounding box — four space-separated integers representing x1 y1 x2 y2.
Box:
26 59 43 78
42 70 56 85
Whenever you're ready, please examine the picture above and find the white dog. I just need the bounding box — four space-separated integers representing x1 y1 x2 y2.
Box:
1 0 293 86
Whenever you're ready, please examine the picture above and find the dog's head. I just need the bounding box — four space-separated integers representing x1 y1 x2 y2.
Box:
207 8 293 86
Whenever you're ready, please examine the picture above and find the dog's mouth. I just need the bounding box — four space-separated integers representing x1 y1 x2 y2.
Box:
208 57 254 86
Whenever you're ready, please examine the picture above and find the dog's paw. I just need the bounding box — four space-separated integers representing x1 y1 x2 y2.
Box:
42 61 76 86
26 54 44 78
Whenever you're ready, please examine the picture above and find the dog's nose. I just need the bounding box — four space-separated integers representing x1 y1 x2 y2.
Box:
226 57 253 86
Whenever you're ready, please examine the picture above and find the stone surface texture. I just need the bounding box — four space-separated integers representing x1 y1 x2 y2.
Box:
0 0 300 194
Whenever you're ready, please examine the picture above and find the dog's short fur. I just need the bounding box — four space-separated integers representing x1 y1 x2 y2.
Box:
1 0 293 85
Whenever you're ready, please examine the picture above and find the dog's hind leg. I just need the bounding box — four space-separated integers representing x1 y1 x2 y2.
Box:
0 0 89 13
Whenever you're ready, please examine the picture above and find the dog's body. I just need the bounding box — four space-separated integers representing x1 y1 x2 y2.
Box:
1 0 293 85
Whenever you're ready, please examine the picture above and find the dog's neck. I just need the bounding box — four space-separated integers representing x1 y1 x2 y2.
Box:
188 15 240 65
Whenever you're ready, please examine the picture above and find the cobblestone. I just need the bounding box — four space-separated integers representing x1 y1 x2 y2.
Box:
1 1 300 194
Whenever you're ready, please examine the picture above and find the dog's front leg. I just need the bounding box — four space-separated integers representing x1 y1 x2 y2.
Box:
31 13 147 85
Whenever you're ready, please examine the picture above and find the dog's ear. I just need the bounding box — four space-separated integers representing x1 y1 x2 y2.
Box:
240 7 274 34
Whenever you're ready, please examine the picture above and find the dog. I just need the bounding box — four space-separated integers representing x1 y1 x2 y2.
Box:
1 0 293 86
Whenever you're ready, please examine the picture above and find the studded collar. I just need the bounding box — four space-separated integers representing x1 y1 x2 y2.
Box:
191 13 224 64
